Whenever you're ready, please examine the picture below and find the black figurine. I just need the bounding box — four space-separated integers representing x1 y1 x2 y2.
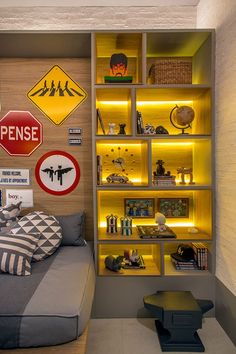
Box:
156 160 165 176
118 123 126 135
105 255 124 272
155 125 169 134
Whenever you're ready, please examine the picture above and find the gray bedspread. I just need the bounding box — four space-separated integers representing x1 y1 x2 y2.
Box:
0 244 95 348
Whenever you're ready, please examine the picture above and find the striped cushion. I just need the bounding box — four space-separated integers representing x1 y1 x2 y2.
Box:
0 233 40 276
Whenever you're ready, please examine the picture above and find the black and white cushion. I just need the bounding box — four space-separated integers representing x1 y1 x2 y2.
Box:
0 202 22 232
0 233 40 276
10 211 62 262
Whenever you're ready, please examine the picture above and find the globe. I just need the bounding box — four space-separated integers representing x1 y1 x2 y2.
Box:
174 106 195 126
170 105 195 134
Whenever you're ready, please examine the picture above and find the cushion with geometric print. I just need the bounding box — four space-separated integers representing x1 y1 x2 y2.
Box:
10 211 62 262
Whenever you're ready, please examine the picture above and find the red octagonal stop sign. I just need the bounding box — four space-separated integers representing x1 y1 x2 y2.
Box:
0 111 43 156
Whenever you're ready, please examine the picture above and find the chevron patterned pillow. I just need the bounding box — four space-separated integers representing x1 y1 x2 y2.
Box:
0 233 40 275
10 211 62 262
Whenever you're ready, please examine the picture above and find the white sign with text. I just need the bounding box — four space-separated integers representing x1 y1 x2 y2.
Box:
0 168 30 186
6 189 33 207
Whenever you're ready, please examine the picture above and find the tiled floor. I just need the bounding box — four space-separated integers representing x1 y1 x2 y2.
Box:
86 318 236 354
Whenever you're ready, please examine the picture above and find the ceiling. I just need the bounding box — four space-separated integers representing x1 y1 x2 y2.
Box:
0 0 201 7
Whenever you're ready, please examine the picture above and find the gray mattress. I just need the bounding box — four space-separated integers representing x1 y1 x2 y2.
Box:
0 243 95 348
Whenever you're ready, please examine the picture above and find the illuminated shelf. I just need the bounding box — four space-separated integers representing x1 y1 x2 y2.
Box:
98 242 161 276
94 84 211 89
96 184 212 190
98 255 161 276
95 33 142 84
97 227 212 242
164 255 211 276
95 135 212 140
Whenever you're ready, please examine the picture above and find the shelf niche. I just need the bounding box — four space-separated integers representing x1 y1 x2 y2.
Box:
136 87 211 136
98 243 161 276
152 138 212 187
164 241 213 276
146 31 213 85
96 88 132 135
95 33 142 84
96 140 148 186
97 189 212 240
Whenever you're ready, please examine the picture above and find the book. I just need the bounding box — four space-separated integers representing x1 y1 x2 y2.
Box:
96 155 102 185
191 242 208 270
171 257 198 270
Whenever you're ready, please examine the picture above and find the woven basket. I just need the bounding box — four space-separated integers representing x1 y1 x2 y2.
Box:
149 57 192 84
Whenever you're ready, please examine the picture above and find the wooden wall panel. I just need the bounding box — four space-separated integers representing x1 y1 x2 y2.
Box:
0 58 94 240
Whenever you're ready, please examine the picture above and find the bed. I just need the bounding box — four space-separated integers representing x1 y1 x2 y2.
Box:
0 210 95 349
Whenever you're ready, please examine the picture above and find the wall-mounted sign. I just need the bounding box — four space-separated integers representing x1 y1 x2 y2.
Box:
0 111 43 156
68 138 82 146
35 150 80 195
27 65 88 126
68 127 82 135
6 189 34 208
0 168 30 186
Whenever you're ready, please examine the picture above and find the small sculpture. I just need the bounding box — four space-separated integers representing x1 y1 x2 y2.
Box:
118 123 126 135
107 123 116 135
155 212 167 232
156 159 165 176
106 214 118 233
120 216 132 236
144 123 155 135
155 125 169 134
105 255 124 272
177 167 195 185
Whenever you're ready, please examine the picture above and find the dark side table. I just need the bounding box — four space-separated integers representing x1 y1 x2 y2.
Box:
143 291 214 352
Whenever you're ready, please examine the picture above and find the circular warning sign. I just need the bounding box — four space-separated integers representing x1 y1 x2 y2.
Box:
35 151 80 195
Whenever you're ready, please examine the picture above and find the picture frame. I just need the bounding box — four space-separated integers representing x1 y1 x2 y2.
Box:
124 198 155 218
157 198 189 218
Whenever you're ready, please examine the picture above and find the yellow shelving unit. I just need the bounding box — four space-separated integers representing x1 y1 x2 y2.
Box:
93 30 214 279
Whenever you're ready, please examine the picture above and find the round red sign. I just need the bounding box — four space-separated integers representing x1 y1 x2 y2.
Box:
35 151 80 195
0 111 42 156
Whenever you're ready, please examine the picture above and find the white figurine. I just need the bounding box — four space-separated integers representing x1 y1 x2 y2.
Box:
155 212 167 232
107 123 116 135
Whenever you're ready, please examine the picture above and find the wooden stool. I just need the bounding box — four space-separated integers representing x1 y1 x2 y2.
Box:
143 291 213 352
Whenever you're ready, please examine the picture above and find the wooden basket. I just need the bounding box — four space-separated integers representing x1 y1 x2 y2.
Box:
149 57 192 84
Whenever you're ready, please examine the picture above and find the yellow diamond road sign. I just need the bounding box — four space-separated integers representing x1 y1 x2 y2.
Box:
27 65 88 125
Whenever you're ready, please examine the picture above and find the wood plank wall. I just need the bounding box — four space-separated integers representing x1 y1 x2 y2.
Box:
0 58 94 240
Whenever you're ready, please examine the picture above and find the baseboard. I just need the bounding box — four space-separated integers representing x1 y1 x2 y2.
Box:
215 277 236 346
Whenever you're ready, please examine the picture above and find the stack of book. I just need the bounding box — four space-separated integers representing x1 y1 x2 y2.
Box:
153 175 176 186
191 242 208 270
171 256 198 270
